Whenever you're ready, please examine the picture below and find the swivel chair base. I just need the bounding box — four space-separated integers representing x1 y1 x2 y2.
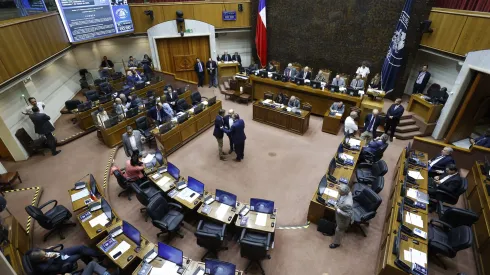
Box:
200 247 228 261
350 222 369 237
118 189 132 201
140 207 148 222
157 229 184 242
43 220 77 242
244 256 270 275
429 253 448 270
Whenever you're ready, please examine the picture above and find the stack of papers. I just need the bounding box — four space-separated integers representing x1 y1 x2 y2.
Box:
177 188 198 203
150 261 179 274
340 153 354 161
324 188 339 198
109 241 130 259
255 213 267 226
142 154 155 164
216 204 230 219
71 188 89 202
155 176 172 188
405 212 424 228
348 138 361 147
407 188 428 204
263 99 272 104
89 213 109 228
408 171 424 180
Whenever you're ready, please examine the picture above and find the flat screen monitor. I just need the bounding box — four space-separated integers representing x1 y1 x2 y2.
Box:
258 70 268 78
194 103 204 115
125 107 138 118
89 174 100 197
78 101 92 112
187 177 204 195
328 158 336 176
158 242 183 266
317 175 327 195
405 142 412 158
310 81 322 89
208 96 217 106
159 122 173 134
205 259 236 275
271 73 281 81
101 198 113 222
123 221 141 246
347 88 359 97
167 162 180 180
215 189 237 207
155 151 163 165
337 143 344 154
249 198 274 214
403 159 408 176
400 180 407 197
55 0 134 43
295 78 305 85
329 84 339 92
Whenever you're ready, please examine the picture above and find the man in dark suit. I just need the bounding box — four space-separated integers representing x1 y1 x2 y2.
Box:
221 51 232 62
360 109 381 143
29 107 60 156
384 98 404 142
165 86 179 107
147 103 166 125
213 109 226 161
29 245 102 274
296 66 311 80
266 61 276 72
223 109 235 154
428 164 462 197
99 56 114 69
471 129 490 148
413 65 431 94
206 57 218 88
428 147 455 177
223 113 246 162
194 58 205 87
232 52 241 64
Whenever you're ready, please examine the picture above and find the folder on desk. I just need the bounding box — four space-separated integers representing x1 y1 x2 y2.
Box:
255 213 267 227
71 188 89 202
109 241 130 259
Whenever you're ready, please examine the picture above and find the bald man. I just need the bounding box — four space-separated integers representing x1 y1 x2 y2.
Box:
223 109 235 154
283 63 297 79
360 109 381 143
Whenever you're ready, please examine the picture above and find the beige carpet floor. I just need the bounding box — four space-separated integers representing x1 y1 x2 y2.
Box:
3 87 477 275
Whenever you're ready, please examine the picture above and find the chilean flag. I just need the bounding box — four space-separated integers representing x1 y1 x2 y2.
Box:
255 0 267 68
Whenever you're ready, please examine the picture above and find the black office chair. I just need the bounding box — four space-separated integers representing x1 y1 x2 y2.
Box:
360 143 389 163
113 169 137 200
428 219 473 269
23 245 80 275
434 178 467 205
25 200 76 242
131 182 160 222
147 194 185 241
352 176 384 194
85 90 99 102
99 82 112 94
355 160 388 185
239 228 271 275
136 116 154 146
436 202 479 228
65 100 82 112
191 91 207 105
175 98 190 113
351 187 382 237
194 220 227 260
264 93 274 100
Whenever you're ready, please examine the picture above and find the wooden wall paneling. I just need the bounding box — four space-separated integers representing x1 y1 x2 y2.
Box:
420 12 467 53
223 3 251 28
193 4 223 28
0 59 10 84
0 25 36 77
130 6 166 33
17 21 52 64
162 5 195 24
42 15 70 53
454 16 490 56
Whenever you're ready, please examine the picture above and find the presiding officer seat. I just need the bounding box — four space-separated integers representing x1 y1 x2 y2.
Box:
147 194 185 241
355 160 388 185
131 181 160 222
351 187 382 237
25 200 76 242
428 219 473 269
194 220 227 260
239 228 272 275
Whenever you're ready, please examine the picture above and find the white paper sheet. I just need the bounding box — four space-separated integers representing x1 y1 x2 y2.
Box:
109 241 130 259
410 248 427 267
143 154 155 164
150 261 180 274
335 113 343 117
177 188 198 203
155 176 172 188
403 249 411 262
71 188 89 202
324 188 339 198
255 213 267 226
407 188 418 200
89 213 108 228
216 204 230 219
341 153 354 161
195 270 205 275
348 138 361 147
413 228 428 239
408 171 424 180
410 213 424 228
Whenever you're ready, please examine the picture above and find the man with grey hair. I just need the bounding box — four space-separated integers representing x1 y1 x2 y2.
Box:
360 109 381 143
223 109 235 154
122 126 144 157
331 74 345 87
428 146 455 177
283 63 297 79
344 111 358 137
330 184 353 249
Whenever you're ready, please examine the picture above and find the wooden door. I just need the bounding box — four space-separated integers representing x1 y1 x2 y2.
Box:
156 36 211 85
0 137 13 160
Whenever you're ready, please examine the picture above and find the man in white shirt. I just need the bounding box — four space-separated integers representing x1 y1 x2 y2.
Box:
356 62 370 78
23 97 45 115
344 111 358 137
350 74 365 90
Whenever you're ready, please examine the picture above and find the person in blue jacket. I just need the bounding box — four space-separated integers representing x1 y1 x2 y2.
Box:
223 113 246 162
471 129 490 148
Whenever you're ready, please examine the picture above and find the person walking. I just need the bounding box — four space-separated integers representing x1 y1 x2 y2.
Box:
29 106 60 156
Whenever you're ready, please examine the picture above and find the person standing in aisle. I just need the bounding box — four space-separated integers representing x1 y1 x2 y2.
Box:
29 107 61 156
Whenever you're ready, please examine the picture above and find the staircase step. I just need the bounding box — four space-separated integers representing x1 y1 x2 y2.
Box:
401 113 412 120
396 124 420 133
395 131 423 140
398 118 416 127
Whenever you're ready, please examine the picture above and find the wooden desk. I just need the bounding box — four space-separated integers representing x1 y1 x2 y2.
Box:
197 194 239 224
322 110 342 135
253 102 310 135
152 101 222 155
0 214 31 275
97 221 154 270
360 97 384 123
148 172 176 193
100 112 145 147
183 260 243 275
466 161 490 275
250 75 362 117
68 187 99 212
170 188 203 210
376 233 428 275
407 94 443 123
218 62 239 81
235 209 276 233
77 208 118 241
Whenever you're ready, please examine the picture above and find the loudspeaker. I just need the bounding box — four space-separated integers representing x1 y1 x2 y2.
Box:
238 4 243 12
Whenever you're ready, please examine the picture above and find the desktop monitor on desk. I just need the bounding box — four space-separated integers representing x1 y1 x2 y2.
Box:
310 81 322 89
215 189 237 207
405 142 412 159
187 177 205 195
317 175 327 196
159 122 173 134
347 88 359 97
155 151 164 165
208 96 217 106
205 259 236 275
271 73 281 81
103 116 119 129
329 84 340 92
135 81 145 90
123 221 141 248
294 77 305 86
177 112 189 124
158 242 183 266
337 143 344 154
89 174 100 198
327 158 337 182
258 70 268 78
125 107 138 118
194 103 204 115
249 198 274 214
167 162 180 180
101 198 113 222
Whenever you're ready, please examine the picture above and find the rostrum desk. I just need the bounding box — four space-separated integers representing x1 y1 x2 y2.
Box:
250 75 362 117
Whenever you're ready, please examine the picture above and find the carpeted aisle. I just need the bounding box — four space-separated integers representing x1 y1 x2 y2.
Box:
3 86 477 275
